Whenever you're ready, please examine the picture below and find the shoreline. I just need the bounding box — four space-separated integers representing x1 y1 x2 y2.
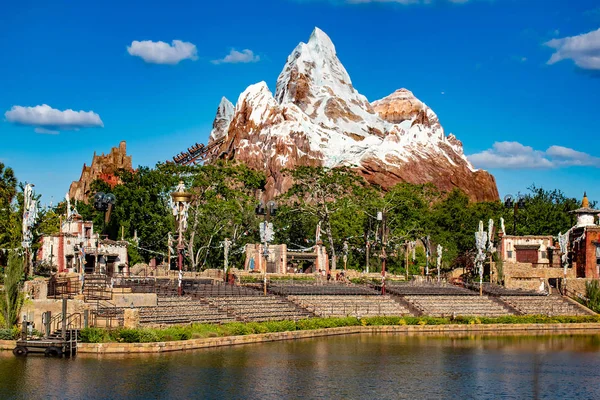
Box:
2 322 599 355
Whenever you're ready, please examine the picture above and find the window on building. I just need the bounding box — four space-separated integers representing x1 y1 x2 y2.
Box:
541 251 547 259
507 251 513 258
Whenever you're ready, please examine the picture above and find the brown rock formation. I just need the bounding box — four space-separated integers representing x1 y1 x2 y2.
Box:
68 141 133 203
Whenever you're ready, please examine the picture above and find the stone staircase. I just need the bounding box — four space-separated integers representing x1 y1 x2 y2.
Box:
288 295 413 318
206 296 313 322
500 295 596 316
138 297 235 325
404 295 516 318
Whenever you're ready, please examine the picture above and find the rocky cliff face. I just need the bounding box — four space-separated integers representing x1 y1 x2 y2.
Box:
69 141 133 203
205 28 498 202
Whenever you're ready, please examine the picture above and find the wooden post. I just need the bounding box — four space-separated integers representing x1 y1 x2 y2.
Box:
167 232 172 272
61 297 67 340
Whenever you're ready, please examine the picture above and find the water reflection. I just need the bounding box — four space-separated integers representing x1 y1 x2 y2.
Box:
1 333 599 399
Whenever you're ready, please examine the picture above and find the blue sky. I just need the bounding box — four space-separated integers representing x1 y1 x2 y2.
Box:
1 0 599 205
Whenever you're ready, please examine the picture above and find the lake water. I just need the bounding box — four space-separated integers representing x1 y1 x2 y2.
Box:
1 332 599 399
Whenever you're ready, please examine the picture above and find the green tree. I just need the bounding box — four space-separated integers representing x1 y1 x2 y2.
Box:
0 253 24 328
181 162 265 270
0 163 18 266
282 166 366 271
78 166 178 263
507 186 581 236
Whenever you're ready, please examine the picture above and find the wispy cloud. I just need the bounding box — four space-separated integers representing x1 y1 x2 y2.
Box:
510 55 527 63
34 127 60 135
584 7 600 22
544 28 600 70
127 40 198 65
468 141 600 169
212 49 260 65
4 104 103 134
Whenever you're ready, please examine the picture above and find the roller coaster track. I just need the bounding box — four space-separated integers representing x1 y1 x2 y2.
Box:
166 138 226 166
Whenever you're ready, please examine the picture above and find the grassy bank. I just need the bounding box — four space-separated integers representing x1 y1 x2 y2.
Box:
79 315 600 344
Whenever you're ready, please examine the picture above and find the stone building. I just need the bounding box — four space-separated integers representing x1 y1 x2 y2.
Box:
244 244 329 274
568 193 600 279
37 218 129 276
497 235 566 291
499 235 555 265
495 193 600 291
68 141 133 203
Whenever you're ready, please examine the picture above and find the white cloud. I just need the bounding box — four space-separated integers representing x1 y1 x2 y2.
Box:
127 40 198 65
34 127 59 135
546 145 600 166
4 104 104 133
468 141 600 169
212 49 260 65
544 28 600 70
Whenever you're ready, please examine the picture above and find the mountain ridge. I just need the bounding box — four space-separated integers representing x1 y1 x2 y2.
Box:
204 27 499 202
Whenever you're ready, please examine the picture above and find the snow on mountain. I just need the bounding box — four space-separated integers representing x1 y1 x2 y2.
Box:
205 28 498 202
209 97 234 142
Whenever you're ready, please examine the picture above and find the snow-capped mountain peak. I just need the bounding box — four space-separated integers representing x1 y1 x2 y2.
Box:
206 28 498 202
209 97 234 142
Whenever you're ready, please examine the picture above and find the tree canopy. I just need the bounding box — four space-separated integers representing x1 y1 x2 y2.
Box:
0 159 590 278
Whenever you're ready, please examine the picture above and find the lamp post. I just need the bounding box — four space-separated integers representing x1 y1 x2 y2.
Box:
504 194 526 235
171 182 192 296
256 200 276 296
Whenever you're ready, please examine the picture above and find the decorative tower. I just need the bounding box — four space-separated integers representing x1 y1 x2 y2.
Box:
568 192 600 279
570 192 600 227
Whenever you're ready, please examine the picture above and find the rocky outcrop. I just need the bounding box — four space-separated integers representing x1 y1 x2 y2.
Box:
68 141 133 203
204 28 498 202
209 97 234 142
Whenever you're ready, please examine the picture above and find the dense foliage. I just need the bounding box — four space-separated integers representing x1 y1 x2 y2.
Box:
585 280 600 313
0 162 18 267
0 159 590 278
0 254 24 329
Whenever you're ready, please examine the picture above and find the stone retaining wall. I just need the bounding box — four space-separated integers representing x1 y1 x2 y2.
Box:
3 323 599 354
0 340 15 350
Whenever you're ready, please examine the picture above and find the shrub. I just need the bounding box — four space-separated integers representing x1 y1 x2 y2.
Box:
585 280 600 313
138 329 161 343
80 327 109 343
118 329 141 343
262 320 296 333
0 254 24 329
223 322 252 336
72 314 600 344
0 328 16 340
363 316 402 326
